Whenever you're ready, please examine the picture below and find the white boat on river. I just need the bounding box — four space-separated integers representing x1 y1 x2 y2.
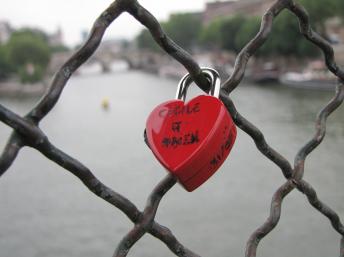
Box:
279 61 337 91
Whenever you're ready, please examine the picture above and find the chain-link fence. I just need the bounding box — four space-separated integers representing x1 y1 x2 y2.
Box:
1 0 344 256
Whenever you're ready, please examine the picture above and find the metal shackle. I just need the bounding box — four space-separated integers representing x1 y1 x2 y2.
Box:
176 67 221 101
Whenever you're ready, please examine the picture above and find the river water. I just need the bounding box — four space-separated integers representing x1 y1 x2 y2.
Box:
0 70 343 257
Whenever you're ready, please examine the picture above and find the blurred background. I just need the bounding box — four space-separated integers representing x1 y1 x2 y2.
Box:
0 0 344 257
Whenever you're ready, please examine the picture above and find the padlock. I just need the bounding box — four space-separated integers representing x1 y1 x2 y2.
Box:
145 68 237 192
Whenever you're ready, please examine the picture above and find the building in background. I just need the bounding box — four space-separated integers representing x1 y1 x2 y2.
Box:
0 21 12 44
326 17 344 44
48 26 64 47
326 17 344 63
203 0 275 25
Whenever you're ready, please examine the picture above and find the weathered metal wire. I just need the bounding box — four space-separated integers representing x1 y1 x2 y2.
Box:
0 0 343 256
222 81 344 257
113 175 177 257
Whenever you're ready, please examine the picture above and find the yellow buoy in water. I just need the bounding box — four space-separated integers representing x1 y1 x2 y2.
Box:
101 98 110 110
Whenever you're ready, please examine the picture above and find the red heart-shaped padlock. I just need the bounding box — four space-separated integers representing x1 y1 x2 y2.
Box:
145 68 237 191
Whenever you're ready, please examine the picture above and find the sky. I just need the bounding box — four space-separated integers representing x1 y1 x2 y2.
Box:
0 0 211 46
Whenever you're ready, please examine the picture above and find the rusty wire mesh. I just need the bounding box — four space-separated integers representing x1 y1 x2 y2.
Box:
1 0 344 256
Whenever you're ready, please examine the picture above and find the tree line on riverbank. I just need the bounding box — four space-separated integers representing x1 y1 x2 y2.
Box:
0 29 68 83
136 0 344 59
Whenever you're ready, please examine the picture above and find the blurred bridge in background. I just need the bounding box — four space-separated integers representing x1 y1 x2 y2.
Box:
48 39 161 75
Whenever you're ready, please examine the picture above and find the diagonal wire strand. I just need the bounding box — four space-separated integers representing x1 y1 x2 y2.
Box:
0 133 22 176
0 103 201 257
27 0 126 123
222 80 344 257
113 175 177 257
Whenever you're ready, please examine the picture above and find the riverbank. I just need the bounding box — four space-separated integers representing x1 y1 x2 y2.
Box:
0 79 47 98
